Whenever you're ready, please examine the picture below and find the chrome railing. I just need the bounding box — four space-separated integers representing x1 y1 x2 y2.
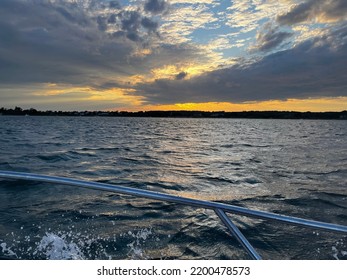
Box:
1 170 346 260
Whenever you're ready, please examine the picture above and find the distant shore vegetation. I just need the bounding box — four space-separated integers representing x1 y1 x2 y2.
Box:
1 107 346 119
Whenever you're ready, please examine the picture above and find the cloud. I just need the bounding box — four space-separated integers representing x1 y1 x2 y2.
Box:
0 0 135 86
105 9 162 42
0 0 200 88
170 0 217 3
109 1 121 9
135 25 347 104
250 22 293 52
226 1 291 34
144 0 170 15
1 0 346 111
175 71 188 80
118 10 143 41
159 2 220 44
141 17 160 33
277 0 347 25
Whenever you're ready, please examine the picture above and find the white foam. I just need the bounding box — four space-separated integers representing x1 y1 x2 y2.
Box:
126 228 153 259
332 246 339 260
2 227 158 260
0 242 17 258
33 233 85 260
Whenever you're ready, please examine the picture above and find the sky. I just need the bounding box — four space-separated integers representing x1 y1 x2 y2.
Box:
0 0 346 112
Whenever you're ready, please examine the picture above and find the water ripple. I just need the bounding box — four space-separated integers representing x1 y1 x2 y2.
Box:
0 116 346 259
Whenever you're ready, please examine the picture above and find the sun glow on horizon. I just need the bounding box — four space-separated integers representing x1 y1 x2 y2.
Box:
115 97 347 113
11 83 347 112
1 1 346 112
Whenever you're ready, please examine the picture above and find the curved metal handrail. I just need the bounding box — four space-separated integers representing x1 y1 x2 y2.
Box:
1 170 346 259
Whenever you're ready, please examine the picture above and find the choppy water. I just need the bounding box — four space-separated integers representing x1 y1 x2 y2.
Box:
0 116 346 260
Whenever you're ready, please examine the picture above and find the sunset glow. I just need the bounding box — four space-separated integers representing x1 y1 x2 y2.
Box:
0 0 346 112
119 97 347 112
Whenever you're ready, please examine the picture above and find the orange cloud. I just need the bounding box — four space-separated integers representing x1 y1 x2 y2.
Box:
34 85 144 108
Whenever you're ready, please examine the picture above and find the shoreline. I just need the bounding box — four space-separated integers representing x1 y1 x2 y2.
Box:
1 109 346 120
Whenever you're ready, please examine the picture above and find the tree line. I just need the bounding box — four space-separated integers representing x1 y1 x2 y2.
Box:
1 107 346 119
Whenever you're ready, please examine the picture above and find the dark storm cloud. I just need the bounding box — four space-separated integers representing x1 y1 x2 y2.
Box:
0 0 132 85
144 0 170 15
250 22 293 52
0 0 172 87
136 25 347 104
277 0 347 25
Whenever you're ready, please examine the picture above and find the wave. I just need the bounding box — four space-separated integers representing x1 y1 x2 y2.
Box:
1 117 346 259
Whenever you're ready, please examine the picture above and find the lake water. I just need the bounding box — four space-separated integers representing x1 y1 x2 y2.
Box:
0 116 346 259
